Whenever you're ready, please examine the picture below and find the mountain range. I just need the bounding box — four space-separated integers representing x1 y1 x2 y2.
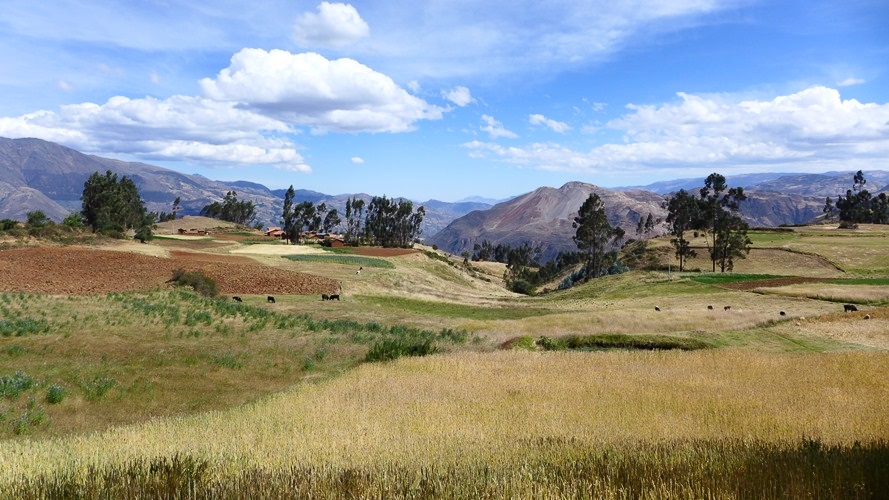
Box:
2 136 886 262
0 137 489 236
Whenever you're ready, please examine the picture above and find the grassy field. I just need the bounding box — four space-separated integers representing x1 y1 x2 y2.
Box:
1 224 888 496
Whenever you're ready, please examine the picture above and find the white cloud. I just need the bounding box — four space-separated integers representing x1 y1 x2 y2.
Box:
407 80 421 93
56 80 74 92
465 87 889 175
529 113 571 133
480 114 517 139
837 77 865 87
443 86 474 107
0 95 309 170
351 156 365 164
344 1 742 81
293 2 370 48
200 49 445 133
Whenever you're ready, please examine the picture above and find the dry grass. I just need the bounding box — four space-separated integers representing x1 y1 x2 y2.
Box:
755 283 889 304
2 349 887 483
772 306 889 350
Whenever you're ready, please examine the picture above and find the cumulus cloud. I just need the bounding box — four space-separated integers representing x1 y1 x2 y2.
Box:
443 86 474 107
200 48 445 133
465 87 889 175
529 113 571 133
351 156 365 164
480 115 517 139
293 2 369 48
0 95 309 170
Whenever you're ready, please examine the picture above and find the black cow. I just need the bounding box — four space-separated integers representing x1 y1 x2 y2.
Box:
232 296 242 303
329 294 340 301
322 294 329 301
267 296 276 303
724 305 731 311
779 311 786 316
844 304 858 312
707 305 714 310
654 306 661 312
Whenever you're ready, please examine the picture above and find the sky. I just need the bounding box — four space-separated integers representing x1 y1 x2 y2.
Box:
1 0 888 202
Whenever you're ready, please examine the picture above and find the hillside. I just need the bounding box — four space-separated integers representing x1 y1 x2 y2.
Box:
428 181 829 261
0 137 486 234
429 181 669 262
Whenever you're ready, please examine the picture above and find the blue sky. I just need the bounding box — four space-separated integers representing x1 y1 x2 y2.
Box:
1 0 888 202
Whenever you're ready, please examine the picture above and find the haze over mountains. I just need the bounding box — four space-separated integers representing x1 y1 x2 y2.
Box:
2 137 886 261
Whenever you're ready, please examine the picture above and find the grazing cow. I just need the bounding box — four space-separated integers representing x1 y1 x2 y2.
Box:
779 311 786 316
843 304 858 312
724 305 731 311
322 294 329 301
329 294 340 301
232 296 242 303
654 306 661 312
267 296 276 303
707 305 714 310
864 314 871 320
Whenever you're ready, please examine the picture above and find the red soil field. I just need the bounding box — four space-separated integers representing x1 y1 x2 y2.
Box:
0 247 340 295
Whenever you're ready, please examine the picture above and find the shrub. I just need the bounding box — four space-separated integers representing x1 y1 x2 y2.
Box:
365 338 438 362
0 371 34 398
45 385 66 404
509 279 535 295
82 375 116 401
168 269 218 298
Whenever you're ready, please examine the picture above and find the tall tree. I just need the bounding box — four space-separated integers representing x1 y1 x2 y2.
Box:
664 189 700 271
698 173 751 272
81 170 151 239
344 197 365 245
281 185 298 243
322 208 341 233
573 193 623 278
364 196 425 248
827 170 889 225
200 191 256 226
294 201 316 239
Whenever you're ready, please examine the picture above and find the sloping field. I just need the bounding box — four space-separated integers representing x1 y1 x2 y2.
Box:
2 350 887 494
0 247 339 295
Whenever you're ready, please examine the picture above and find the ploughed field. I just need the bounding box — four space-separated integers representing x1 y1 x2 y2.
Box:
0 247 339 295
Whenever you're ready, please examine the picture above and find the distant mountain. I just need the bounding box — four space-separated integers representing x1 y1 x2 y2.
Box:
456 195 511 205
428 181 830 262
0 137 486 235
428 182 669 263
627 171 889 196
0 136 283 225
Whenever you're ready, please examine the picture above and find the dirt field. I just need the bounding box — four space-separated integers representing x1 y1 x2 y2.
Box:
0 246 340 295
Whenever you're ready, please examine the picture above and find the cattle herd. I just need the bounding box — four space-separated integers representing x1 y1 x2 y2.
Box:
651 303 867 317
231 294 340 303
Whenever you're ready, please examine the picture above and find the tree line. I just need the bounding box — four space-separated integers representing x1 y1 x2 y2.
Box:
663 173 751 272
281 185 424 248
823 170 889 225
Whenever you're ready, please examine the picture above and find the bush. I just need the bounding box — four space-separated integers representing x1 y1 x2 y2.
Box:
168 269 218 298
82 375 116 401
509 279 535 295
365 338 438 362
45 384 66 404
0 371 34 398
0 219 19 231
